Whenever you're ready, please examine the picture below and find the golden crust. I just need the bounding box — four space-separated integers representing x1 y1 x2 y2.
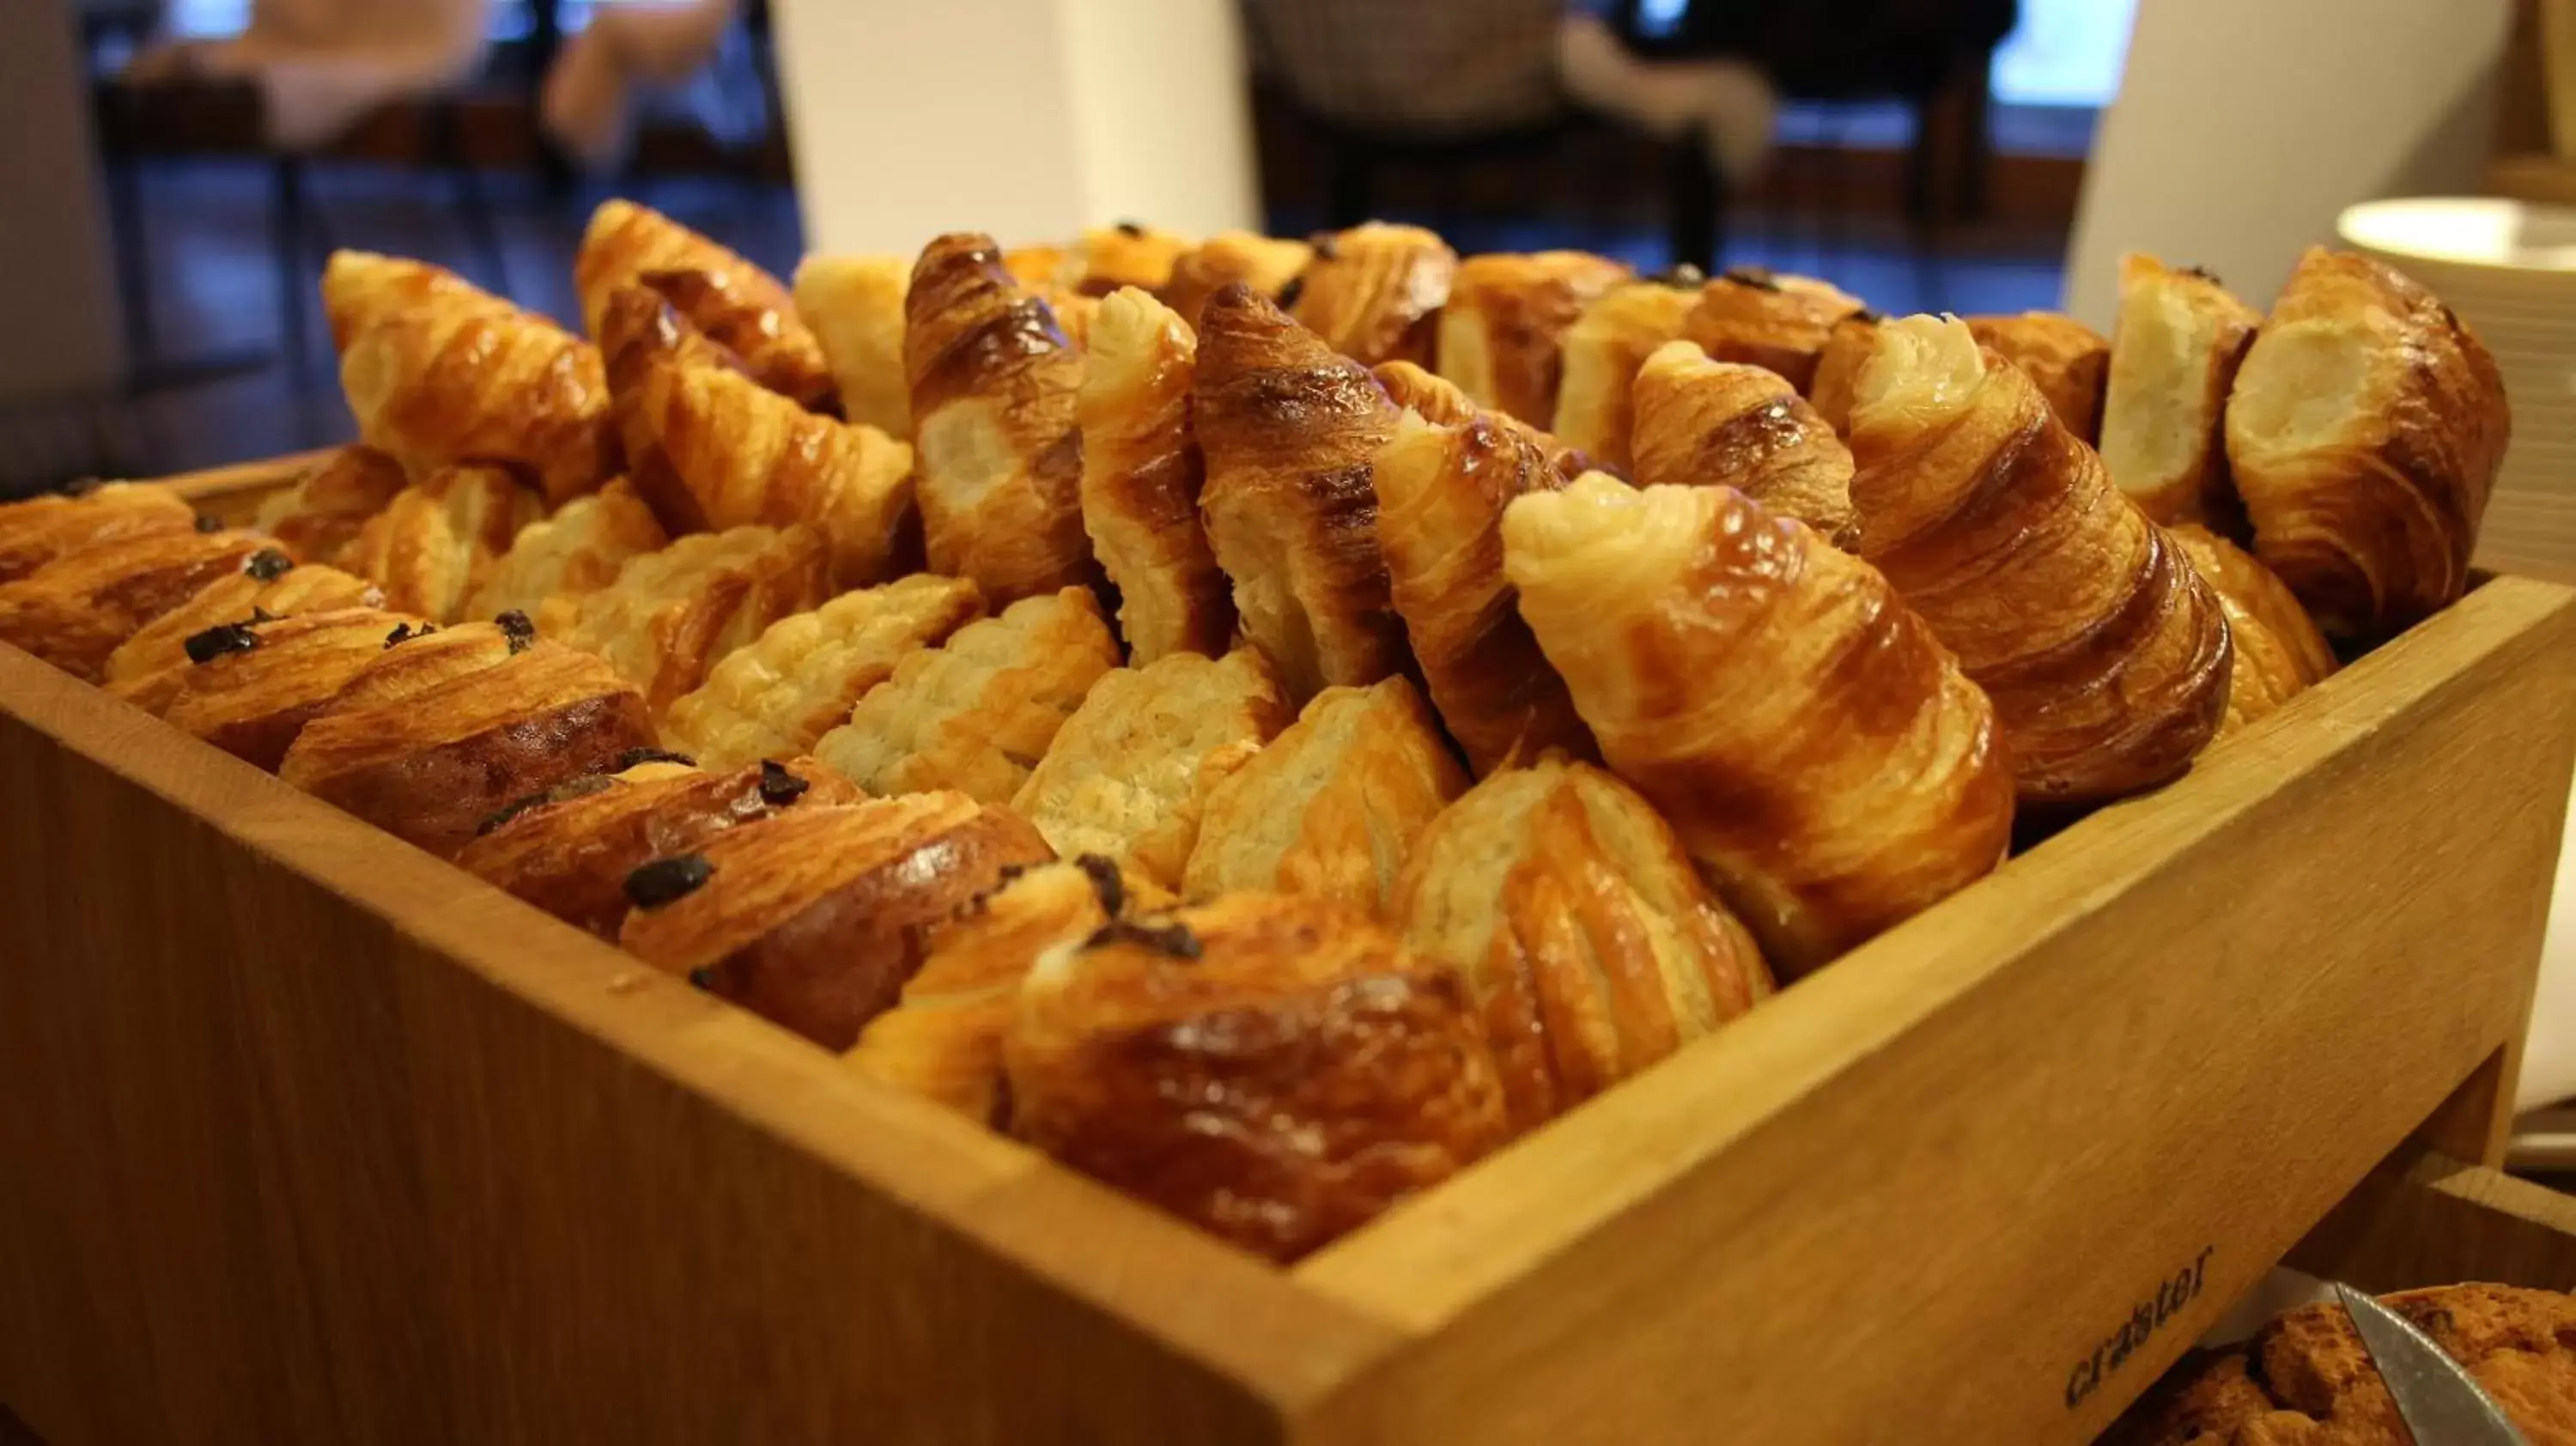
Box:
1182 675 1469 915
1630 339 1858 545
813 586 1119 805
2226 246 2509 637
1194 283 1407 702
1370 407 1595 776
1965 311 2111 447
1848 316 2233 805
792 252 914 440
561 524 835 714
1077 287 1236 663
1804 312 1884 434
1394 757 1772 1129
905 232 1098 605
105 559 380 689
1159 230 1314 331
252 447 410 566
0 482 196 585
1679 267 1868 394
152 607 428 767
573 199 832 410
1011 647 1294 890
1070 223 1194 297
463 477 669 633
618 793 1054 1048
0 526 272 682
1291 222 1459 368
2172 524 2336 738
1503 476 2014 975
320 250 500 354
324 616 523 714
1003 891 1512 1262
1551 276 1702 471
1437 251 1632 428
2101 255 2261 531
598 285 746 531
341 465 545 624
661 574 987 769
1375 360 1598 481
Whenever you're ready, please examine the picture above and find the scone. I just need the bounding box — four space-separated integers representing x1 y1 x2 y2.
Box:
561 524 835 714
791 252 914 439
0 525 272 682
252 447 410 566
1289 222 1459 368
1679 266 1868 393
1965 311 2111 446
340 464 545 623
461 477 669 634
104 553 380 692
1077 287 1235 663
1436 251 1632 428
1628 338 1857 545
150 607 429 767
0 481 196 584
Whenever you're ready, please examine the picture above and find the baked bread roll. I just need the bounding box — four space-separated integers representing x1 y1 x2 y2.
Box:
814 586 1119 805
1003 891 1512 1262
1962 312 2110 445
573 198 832 410
1159 230 1313 330
1011 647 1293 889
461 477 669 634
660 574 986 769
1068 222 1194 297
619 792 1054 1048
905 232 1097 605
456 755 860 937
2172 524 2336 737
791 252 914 439
0 481 195 584
341 465 545 624
561 524 834 713
150 607 430 766
1182 676 1468 914
1194 283 1406 702
1552 273 1702 471
1077 287 1235 663
1437 251 1632 428
1679 266 1868 393
252 447 409 566
1804 310 1884 434
1629 339 1858 544
1371 407 1595 775
2226 246 2509 637
1290 222 1458 368
105 554 380 691
1503 475 2014 975
2099 255 2261 529
0 525 272 682
280 638 656 857
1847 315 2233 805
1394 757 1771 1128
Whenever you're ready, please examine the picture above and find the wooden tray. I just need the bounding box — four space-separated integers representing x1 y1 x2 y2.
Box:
4 459 2575 1444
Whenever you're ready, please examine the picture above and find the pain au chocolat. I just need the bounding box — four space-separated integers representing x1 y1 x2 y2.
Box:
105 554 380 694
150 607 429 768
0 525 273 682
0 481 195 585
1679 266 1868 394
1289 222 1457 368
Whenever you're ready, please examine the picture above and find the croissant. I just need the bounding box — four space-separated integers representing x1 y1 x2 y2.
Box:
1158 230 1313 330
1371 406 1595 775
813 586 1119 805
573 199 833 410
1068 222 1194 297
1291 222 1458 368
905 233 1098 605
456 755 861 938
1804 311 1885 434
1679 266 1868 393
1182 676 1469 914
661 574 986 769
1502 475 2014 974
1629 339 1858 544
1003 890 1512 1263
1012 647 1293 889
1846 316 2233 805
2171 524 2336 737
634 267 838 415
319 250 503 354
0 525 272 682
1374 361 1596 480
153 607 430 767
1194 283 1406 702
1076 287 1234 663
560 523 835 713
1437 251 1633 428
1394 757 1772 1129
462 477 668 634
791 253 914 439
0 482 195 584
252 447 410 566
2099 255 2262 532
1551 274 1702 471
279 637 656 857
341 465 545 624
619 792 1054 1049
597 285 750 530
2226 246 2509 637
1965 312 2110 446
105 554 380 693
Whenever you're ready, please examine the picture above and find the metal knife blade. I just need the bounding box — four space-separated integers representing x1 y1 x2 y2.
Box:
2333 1282 2530 1445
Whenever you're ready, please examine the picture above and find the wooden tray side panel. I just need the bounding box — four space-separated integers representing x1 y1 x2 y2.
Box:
1297 579 2576 1446
2297 1153 2576 1293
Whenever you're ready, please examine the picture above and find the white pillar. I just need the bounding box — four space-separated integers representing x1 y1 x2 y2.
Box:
0 1 125 406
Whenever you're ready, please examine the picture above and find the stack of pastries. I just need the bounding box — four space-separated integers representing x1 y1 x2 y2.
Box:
0 204 2506 1262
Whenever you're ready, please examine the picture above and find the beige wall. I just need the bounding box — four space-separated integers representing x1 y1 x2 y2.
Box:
0 3 125 404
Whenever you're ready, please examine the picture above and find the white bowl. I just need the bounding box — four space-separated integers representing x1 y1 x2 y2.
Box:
2338 197 2576 276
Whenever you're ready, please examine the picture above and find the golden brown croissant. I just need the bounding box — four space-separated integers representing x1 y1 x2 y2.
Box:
341 465 545 624
1374 360 1598 481
904 233 1098 605
573 199 833 410
660 573 986 769
813 586 1119 805
279 637 656 857
461 477 668 634
1846 316 2233 805
2171 523 2336 737
1551 273 1703 471
1158 230 1313 330
1804 310 1885 434
105 554 380 692
1371 407 1595 775
456 754 861 938
560 524 835 714
1394 757 1771 1129
1679 266 1868 393
1290 222 1458 368
1076 287 1234 663
633 267 838 414
319 250 502 353
1194 283 1406 702
1003 890 1511 1262
1502 475 2014 974
151 607 430 767
620 791 1054 1048
1182 676 1468 914
252 446 410 566
1012 647 1293 890
2226 246 2509 638
1068 222 1194 296
2099 256 2261 531
1965 312 2110 447
1437 251 1633 428
1629 339 1858 544
791 252 914 440
0 482 195 584
0 525 272 682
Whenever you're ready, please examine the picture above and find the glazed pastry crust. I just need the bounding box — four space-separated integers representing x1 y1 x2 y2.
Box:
1630 340 1858 544
1068 223 1194 297
792 252 914 440
1804 312 1884 434
1158 230 1313 330
1375 361 1597 481
561 524 835 714
463 477 669 634
253 447 410 566
1679 268 1868 394
152 607 428 767
341 465 545 624
598 285 749 532
319 250 497 353
1437 251 1632 428
2100 255 2261 529
0 526 272 682
1964 311 2111 446
1290 222 1458 368
1551 276 1703 471
0 483 196 585
106 560 381 690
1077 287 1235 663
2171 524 2336 738
573 198 833 410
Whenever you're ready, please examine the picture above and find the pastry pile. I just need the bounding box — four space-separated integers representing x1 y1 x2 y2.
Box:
0 204 2506 1261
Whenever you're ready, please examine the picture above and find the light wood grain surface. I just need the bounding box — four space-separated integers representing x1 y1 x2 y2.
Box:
2300 1151 2576 1292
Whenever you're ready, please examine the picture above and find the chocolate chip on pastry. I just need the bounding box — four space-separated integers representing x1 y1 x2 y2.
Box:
1677 267 1867 395
461 477 668 635
0 526 273 681
339 464 544 624
103 561 380 691
147 607 432 768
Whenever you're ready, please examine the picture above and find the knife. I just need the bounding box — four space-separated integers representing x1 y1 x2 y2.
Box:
2332 1283 2530 1444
